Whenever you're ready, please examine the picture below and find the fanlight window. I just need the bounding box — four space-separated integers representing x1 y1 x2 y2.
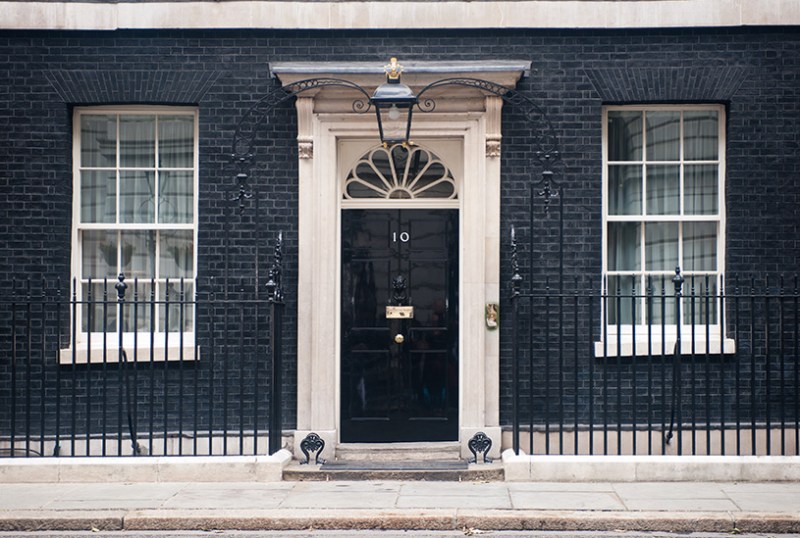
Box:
344 144 457 200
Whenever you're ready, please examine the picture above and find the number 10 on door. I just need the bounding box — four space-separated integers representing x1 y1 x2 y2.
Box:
392 232 410 243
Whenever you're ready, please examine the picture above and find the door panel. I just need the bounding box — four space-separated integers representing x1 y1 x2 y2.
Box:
341 208 459 442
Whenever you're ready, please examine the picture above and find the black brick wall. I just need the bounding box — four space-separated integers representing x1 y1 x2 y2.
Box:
0 27 798 440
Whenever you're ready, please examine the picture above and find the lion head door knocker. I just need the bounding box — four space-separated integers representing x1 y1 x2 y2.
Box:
391 274 408 306
385 274 414 321
388 274 411 346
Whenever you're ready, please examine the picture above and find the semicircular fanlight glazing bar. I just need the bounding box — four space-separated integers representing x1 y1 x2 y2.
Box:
343 144 457 201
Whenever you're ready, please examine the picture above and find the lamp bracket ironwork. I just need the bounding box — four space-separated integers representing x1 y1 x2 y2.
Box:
229 66 563 214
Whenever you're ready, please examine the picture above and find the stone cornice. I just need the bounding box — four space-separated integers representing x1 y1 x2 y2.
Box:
271 61 531 91
1 0 798 31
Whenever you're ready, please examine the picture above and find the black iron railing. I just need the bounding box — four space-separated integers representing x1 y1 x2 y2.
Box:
0 246 286 458
509 262 800 456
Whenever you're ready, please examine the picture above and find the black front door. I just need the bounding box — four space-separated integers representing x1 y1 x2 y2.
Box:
341 208 459 442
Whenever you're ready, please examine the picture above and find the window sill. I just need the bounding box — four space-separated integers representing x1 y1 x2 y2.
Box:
58 343 199 365
593 337 736 358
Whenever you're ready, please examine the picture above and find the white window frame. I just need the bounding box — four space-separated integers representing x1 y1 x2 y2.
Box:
597 104 734 357
61 106 199 363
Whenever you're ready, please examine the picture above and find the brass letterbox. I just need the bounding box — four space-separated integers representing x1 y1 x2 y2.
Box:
385 306 414 319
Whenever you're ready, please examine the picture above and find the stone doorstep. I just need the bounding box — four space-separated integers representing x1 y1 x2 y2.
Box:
502 451 800 482
282 460 504 481
334 441 462 462
286 441 500 481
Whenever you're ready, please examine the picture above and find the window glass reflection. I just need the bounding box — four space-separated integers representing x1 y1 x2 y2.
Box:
608 111 643 161
120 116 155 168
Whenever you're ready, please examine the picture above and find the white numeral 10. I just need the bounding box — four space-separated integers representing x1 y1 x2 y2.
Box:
392 232 410 243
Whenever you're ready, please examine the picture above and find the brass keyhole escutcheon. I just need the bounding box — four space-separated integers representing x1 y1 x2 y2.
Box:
394 333 405 344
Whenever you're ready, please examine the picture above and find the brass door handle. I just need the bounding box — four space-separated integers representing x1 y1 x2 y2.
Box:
394 333 405 344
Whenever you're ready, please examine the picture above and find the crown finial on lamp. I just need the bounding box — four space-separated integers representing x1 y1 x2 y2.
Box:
385 57 403 81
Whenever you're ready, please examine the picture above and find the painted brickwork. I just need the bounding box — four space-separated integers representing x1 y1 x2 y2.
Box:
0 27 798 440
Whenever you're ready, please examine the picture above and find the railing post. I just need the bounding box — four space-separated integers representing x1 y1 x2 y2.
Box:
70 279 77 456
116 273 140 455
792 275 800 456
115 274 126 453
25 278 31 458
10 278 17 456
719 275 726 455
266 232 285 455
55 277 62 457
669 267 685 454
749 276 756 454
510 226 522 455
794 275 799 456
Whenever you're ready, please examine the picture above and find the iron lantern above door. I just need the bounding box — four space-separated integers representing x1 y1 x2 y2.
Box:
371 58 417 147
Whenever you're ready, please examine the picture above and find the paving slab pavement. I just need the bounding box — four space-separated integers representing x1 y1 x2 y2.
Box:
0 480 798 532
0 529 800 538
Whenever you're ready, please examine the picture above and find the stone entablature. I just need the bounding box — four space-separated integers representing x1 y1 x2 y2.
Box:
2 0 798 31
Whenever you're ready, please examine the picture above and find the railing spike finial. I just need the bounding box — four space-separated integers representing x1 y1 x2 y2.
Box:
672 266 684 296
115 273 127 302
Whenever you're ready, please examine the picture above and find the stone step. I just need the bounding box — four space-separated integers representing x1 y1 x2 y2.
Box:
282 460 504 481
332 442 462 462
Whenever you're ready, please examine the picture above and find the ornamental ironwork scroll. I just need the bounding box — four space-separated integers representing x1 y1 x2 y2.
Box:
414 77 562 214
415 77 559 163
266 232 284 304
467 431 493 464
229 73 562 214
299 432 326 465
230 78 373 213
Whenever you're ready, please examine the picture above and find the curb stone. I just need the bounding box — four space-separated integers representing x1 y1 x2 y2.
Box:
2 510 798 533
0 511 125 532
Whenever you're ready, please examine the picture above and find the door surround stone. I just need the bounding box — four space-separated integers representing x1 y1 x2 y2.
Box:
274 61 529 459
